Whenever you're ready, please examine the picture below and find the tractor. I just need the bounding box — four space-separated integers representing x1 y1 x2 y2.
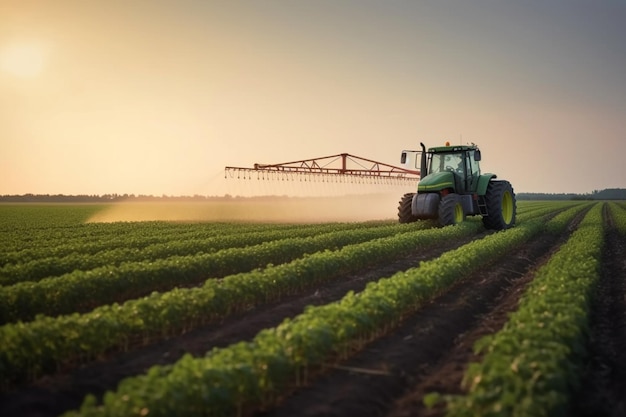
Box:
398 142 516 230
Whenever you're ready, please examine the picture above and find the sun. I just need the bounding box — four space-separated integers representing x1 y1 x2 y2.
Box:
0 42 46 78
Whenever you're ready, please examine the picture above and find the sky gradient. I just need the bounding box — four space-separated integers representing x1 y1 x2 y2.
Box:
1 1 625 196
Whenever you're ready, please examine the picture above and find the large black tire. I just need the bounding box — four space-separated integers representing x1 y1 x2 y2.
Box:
438 193 465 226
398 193 418 223
482 180 516 230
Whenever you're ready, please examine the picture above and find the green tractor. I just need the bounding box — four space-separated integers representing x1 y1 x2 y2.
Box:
398 142 516 230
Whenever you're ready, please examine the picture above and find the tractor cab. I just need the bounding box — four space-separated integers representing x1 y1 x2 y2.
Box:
422 144 482 195
398 141 516 230
401 143 482 195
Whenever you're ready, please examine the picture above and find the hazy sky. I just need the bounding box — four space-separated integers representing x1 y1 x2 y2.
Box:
1 0 625 196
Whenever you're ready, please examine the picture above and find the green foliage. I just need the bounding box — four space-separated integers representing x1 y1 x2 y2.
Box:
442 203 604 417
60 213 567 416
0 221 479 385
0 201 592 415
0 222 389 285
608 202 626 235
0 222 415 323
0 204 104 232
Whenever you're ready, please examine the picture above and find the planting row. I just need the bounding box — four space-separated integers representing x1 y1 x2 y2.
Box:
0 202 571 325
439 203 604 416
0 201 559 262
0 221 483 386
609 202 626 234
0 221 277 266
60 205 588 416
0 222 394 285
0 222 421 324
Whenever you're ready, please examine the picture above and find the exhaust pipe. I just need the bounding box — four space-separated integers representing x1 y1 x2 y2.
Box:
420 142 427 179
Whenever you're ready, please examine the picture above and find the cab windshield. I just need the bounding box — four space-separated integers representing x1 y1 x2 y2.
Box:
429 152 464 175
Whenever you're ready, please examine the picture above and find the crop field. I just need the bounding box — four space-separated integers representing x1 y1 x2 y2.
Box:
1 200 625 417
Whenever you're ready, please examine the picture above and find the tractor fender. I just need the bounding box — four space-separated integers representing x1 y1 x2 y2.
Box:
412 193 440 219
477 173 497 195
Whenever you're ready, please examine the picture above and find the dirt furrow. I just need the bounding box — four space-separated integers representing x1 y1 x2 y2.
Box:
570 206 626 417
0 232 480 417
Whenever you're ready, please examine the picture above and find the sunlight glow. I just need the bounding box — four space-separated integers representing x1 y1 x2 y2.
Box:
0 43 46 77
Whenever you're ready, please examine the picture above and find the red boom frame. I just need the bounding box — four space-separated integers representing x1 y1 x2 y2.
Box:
225 153 420 184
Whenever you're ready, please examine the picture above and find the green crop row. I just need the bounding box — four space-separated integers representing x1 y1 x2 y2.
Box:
515 201 586 224
0 222 393 285
516 201 583 216
543 202 591 234
0 201 563 266
0 204 104 233
0 202 567 271
0 220 377 268
0 213 175 256
0 222 420 324
61 209 581 417
0 221 241 265
438 203 604 416
608 202 626 235
0 221 483 386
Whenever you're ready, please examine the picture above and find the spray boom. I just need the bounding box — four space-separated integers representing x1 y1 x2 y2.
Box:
225 153 420 185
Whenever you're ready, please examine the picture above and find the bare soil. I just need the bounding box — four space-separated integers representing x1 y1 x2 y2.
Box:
2 207 625 417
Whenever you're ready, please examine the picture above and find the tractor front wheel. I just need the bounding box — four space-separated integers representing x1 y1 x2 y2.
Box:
482 181 516 230
438 194 465 226
398 193 418 223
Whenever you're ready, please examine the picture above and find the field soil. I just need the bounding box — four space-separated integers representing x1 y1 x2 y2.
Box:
2 209 625 417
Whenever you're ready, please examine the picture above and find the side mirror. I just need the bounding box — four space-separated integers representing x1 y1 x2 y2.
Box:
474 150 481 161
401 152 407 164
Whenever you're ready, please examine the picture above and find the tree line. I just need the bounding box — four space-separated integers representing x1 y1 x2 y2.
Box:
1 189 625 203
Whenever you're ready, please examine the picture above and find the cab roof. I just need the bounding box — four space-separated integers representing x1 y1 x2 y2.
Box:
428 144 478 153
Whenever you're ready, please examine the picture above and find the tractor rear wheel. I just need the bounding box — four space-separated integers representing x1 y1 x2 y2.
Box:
398 193 418 223
482 181 516 230
438 193 465 226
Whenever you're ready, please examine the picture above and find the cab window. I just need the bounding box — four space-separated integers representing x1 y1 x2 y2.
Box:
430 152 464 174
468 150 480 177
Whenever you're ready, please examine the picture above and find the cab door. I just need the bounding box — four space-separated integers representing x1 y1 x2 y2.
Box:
465 150 481 193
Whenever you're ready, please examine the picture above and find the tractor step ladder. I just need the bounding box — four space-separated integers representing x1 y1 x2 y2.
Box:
477 195 489 216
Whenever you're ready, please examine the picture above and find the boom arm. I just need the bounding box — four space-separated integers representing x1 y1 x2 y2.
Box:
225 153 420 185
